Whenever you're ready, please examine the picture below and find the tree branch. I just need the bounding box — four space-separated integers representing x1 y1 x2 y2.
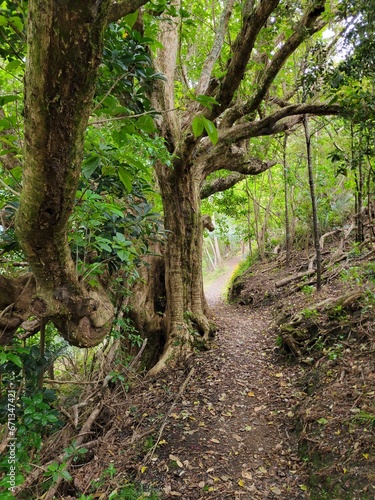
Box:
220 103 342 144
107 0 149 23
223 0 327 126
195 0 235 96
210 0 280 121
201 172 246 199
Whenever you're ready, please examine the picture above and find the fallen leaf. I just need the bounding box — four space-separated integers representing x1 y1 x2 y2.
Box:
241 471 253 480
275 373 283 378
140 466 147 473
233 434 243 442
198 481 205 488
238 479 245 487
248 391 255 397
270 486 282 495
158 439 167 445
210 438 220 443
170 492 182 497
221 475 230 482
169 454 183 468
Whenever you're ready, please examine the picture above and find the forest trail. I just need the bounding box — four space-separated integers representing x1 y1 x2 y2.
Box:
134 259 309 498
204 255 243 306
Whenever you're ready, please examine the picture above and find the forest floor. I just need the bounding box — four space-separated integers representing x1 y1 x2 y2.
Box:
64 247 374 500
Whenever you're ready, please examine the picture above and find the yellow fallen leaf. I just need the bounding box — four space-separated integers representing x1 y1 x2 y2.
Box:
363 453 369 459
275 373 283 377
158 439 167 445
248 391 255 397
238 479 245 487
140 466 147 473
299 484 308 491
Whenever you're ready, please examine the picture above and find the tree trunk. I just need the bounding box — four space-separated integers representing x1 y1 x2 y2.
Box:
14 0 115 347
283 133 291 267
148 164 211 375
303 114 322 291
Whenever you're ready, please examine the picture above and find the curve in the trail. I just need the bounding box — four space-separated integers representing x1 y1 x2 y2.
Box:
204 254 243 306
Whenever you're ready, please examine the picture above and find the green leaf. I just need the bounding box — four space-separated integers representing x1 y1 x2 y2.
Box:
82 155 101 178
192 116 204 138
124 11 138 29
118 167 132 192
0 93 21 105
7 353 23 367
122 154 145 171
317 417 328 425
195 94 219 110
60 469 72 481
136 114 156 134
202 117 218 145
5 60 23 73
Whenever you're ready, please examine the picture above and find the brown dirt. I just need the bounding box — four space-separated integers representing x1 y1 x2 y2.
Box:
69 250 374 500
70 257 310 499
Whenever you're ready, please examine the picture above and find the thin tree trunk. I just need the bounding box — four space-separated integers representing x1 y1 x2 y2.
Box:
303 114 321 291
245 179 253 259
356 135 364 243
283 133 291 267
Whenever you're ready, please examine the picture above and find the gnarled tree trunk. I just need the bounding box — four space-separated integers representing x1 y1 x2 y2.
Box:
148 163 211 374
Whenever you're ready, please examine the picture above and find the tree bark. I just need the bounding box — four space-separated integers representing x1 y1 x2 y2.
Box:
148 162 212 375
15 0 115 347
303 114 322 291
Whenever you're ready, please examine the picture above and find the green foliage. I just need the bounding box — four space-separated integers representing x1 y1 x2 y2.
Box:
0 340 66 485
301 285 315 296
301 308 319 320
192 116 218 144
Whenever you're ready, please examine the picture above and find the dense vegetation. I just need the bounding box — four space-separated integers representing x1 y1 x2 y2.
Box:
0 0 374 497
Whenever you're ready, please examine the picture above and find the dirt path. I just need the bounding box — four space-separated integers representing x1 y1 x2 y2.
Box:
138 261 308 498
204 255 243 306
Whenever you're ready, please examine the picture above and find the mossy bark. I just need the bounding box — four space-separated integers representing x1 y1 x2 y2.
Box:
15 1 114 346
148 163 212 375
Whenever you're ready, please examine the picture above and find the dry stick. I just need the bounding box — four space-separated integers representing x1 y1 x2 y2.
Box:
128 338 148 371
43 378 100 385
143 367 195 464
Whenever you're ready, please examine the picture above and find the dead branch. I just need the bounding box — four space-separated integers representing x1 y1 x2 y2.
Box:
275 269 315 288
